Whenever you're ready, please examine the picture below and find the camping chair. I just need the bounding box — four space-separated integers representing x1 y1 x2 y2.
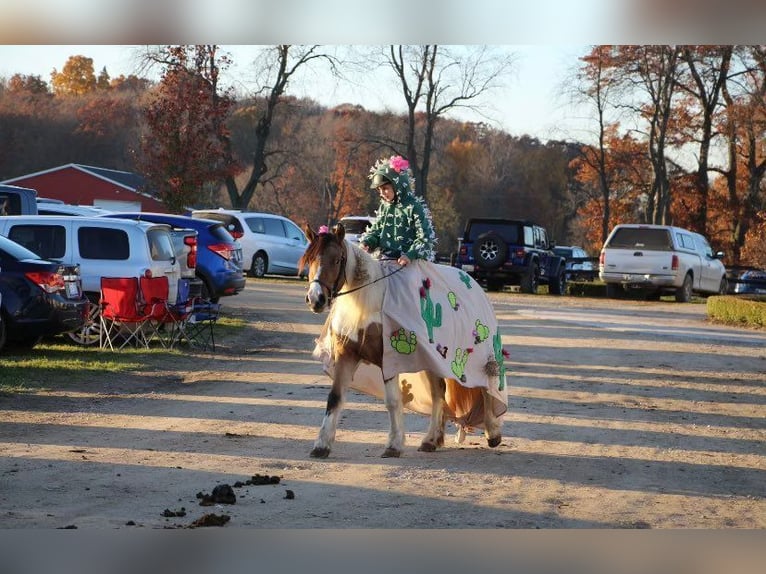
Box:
138 275 173 347
163 277 194 348
183 297 221 351
99 277 150 350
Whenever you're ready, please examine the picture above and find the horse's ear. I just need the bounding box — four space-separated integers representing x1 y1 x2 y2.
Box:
304 223 316 242
333 223 345 242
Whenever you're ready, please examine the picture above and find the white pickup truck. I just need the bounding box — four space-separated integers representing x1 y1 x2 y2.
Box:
599 224 727 302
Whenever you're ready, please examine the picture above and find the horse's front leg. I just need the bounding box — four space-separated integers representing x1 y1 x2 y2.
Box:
382 376 404 458
418 373 446 452
310 354 357 458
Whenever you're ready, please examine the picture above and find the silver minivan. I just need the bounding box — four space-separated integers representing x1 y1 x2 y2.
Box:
191 209 307 278
0 215 182 344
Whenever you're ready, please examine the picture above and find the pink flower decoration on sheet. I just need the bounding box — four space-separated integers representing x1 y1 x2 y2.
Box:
389 155 409 173
318 225 329 234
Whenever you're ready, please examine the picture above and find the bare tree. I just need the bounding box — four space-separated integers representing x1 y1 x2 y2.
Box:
379 45 515 202
224 45 340 209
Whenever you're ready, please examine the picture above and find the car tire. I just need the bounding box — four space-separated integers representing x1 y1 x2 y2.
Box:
718 277 728 295
200 279 220 304
472 232 507 270
520 263 538 294
606 283 622 298
549 269 566 295
67 293 101 347
675 273 693 303
485 279 504 292
10 335 42 349
250 253 267 278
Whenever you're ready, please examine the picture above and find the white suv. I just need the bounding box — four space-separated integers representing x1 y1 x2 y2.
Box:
0 215 182 344
191 209 307 278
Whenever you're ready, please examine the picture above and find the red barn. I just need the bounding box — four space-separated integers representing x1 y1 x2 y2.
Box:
1 163 168 212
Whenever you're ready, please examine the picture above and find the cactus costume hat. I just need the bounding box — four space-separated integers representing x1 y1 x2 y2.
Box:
369 155 413 197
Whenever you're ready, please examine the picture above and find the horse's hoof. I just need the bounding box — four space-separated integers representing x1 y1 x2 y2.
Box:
418 442 437 452
487 435 502 448
381 447 401 458
310 447 331 458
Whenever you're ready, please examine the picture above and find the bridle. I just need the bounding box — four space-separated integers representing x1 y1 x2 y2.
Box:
308 240 405 306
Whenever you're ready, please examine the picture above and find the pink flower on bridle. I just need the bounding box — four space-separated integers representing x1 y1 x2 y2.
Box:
318 225 329 235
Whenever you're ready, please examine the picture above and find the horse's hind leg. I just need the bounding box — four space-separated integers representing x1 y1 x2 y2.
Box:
482 389 503 448
382 376 404 458
418 373 446 452
310 355 357 458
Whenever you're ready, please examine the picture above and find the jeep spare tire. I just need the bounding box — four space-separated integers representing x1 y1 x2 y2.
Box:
473 231 507 270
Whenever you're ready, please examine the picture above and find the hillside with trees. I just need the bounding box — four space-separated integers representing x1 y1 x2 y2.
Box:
0 45 764 265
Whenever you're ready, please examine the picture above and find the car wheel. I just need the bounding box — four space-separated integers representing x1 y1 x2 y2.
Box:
472 232 507 270
675 273 693 303
200 279 220 303
250 253 267 278
606 283 622 298
67 293 101 346
718 277 728 295
485 279 504 292
549 269 567 295
520 263 538 294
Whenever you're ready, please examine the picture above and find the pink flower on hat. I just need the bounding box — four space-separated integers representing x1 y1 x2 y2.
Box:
389 155 409 174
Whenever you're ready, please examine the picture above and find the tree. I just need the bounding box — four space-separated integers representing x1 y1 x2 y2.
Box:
51 55 97 96
222 45 339 210
138 45 238 212
379 46 514 204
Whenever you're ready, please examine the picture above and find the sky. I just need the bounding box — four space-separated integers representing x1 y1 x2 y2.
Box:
0 44 594 143
1 0 762 143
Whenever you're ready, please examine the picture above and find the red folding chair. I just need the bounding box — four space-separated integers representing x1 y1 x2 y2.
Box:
139 275 174 347
99 277 149 350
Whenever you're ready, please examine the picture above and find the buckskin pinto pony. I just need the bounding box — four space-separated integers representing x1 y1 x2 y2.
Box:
300 223 508 459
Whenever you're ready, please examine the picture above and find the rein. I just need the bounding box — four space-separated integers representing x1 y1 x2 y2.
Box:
309 241 405 304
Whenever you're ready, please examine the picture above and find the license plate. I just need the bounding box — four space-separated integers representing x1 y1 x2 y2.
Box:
65 281 80 299
462 264 474 272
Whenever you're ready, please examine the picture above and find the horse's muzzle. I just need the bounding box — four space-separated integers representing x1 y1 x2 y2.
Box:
306 292 327 313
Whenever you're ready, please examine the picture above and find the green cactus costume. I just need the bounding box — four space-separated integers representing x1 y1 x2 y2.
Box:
361 156 437 262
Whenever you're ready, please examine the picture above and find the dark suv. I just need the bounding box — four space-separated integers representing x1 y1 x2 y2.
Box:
453 218 567 294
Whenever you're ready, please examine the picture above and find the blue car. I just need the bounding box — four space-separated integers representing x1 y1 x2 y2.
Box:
102 213 246 302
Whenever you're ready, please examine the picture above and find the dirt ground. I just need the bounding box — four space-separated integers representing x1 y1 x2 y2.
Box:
1 278 764 529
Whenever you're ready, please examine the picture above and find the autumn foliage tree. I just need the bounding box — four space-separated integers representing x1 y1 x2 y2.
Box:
51 56 98 96
138 46 238 213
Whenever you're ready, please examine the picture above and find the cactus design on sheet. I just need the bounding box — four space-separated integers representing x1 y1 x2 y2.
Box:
473 319 490 344
493 327 509 390
419 277 442 343
390 328 417 354
451 347 473 382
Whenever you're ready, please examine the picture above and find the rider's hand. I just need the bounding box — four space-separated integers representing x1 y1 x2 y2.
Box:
397 254 411 266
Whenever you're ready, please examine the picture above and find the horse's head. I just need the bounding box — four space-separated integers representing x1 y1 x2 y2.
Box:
300 223 347 313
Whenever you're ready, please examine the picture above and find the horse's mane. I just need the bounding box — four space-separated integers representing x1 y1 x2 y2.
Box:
331 240 386 338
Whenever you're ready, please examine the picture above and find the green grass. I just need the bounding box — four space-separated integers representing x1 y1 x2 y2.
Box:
0 315 247 393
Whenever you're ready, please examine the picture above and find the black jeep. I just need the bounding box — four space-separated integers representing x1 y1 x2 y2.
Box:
453 218 567 294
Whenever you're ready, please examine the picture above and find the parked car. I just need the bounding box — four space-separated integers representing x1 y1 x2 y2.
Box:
0 234 89 351
726 266 766 295
453 217 567 294
337 215 377 244
0 184 38 215
552 245 596 281
191 209 308 278
599 223 727 302
0 215 182 345
102 212 246 302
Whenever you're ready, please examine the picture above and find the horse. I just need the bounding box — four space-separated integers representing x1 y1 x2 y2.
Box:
300 223 508 459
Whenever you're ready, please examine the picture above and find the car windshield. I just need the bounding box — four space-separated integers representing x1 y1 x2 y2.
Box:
608 228 672 250
341 219 373 234
553 247 573 258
